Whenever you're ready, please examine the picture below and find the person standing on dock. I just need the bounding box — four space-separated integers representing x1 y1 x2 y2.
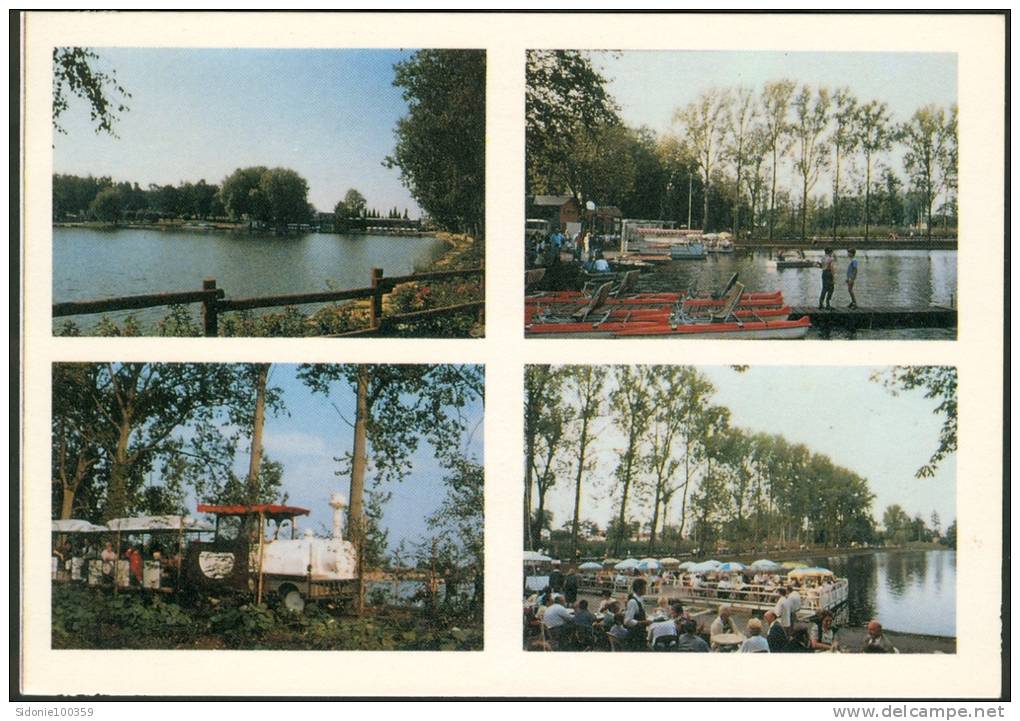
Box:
845 249 859 309
818 248 836 310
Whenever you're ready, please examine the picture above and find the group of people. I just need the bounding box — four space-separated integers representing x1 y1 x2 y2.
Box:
525 577 897 654
53 539 180 587
528 226 608 269
818 247 860 310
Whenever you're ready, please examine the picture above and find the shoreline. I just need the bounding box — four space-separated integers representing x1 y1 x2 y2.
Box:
53 220 436 239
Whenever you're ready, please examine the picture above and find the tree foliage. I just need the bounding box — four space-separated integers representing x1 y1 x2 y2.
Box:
526 50 620 200
52 48 131 136
51 363 285 522
875 366 957 478
386 50 485 235
528 365 888 558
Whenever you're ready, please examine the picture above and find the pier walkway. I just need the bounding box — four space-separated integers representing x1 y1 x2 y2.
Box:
787 306 957 330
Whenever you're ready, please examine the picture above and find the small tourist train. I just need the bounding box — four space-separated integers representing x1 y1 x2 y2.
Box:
51 493 360 612
524 554 849 615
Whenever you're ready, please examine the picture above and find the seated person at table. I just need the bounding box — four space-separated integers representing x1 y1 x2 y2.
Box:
601 601 620 633
597 590 614 615
709 604 743 649
646 603 680 647
651 596 672 621
676 618 710 653
809 610 839 652
608 613 629 641
100 542 117 577
786 626 813 653
572 599 596 629
542 595 572 631
862 620 898 654
123 545 143 586
739 618 770 653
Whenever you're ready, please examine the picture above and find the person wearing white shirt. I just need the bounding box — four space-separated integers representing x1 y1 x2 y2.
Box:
624 578 648 627
542 596 573 630
646 603 681 648
774 588 792 628
787 586 802 625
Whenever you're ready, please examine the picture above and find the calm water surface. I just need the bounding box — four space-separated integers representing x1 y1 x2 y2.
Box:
807 549 956 636
634 250 957 340
53 227 446 331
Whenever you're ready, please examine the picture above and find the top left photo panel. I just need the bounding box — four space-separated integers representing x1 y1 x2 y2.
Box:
49 47 485 338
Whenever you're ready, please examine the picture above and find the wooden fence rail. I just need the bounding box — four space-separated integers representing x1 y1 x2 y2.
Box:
53 266 484 337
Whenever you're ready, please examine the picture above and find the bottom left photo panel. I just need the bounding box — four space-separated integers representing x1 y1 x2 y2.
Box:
49 362 484 651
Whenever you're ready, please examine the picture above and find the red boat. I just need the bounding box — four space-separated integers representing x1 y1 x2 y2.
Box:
526 315 810 339
524 281 810 339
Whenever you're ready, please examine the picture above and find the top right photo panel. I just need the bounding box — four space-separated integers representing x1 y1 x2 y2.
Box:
524 50 958 341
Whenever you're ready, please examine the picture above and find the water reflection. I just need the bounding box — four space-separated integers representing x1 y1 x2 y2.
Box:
809 550 955 636
635 250 957 339
53 227 447 332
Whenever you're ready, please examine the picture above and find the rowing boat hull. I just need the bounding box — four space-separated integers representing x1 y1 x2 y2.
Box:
526 317 811 339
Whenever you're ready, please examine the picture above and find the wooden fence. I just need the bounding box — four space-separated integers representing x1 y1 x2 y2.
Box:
52 266 485 337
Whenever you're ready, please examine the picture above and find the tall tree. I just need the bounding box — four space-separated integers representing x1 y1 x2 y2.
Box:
562 366 606 561
856 100 894 241
900 104 954 242
51 363 272 521
609 366 653 555
387 50 485 236
244 364 270 503
760 80 796 241
525 50 620 199
258 168 310 227
298 364 482 552
791 85 831 241
829 89 860 240
939 105 959 230
523 365 565 550
52 48 131 136
674 89 731 231
52 364 103 519
219 166 269 223
335 188 367 219
724 87 758 239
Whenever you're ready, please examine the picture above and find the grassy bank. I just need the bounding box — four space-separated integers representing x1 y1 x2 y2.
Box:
52 584 482 651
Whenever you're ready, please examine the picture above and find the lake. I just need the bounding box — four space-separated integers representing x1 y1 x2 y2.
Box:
52 226 447 332
634 249 958 340
808 549 956 637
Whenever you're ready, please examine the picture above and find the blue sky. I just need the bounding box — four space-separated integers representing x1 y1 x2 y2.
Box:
172 364 484 550
541 366 956 533
592 50 957 190
53 48 423 215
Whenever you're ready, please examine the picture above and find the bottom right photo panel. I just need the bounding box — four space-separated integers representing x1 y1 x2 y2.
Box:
523 365 956 654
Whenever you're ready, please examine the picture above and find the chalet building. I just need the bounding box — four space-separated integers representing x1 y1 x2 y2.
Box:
527 194 581 228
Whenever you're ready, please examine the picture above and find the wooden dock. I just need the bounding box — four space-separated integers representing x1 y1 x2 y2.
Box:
788 305 957 330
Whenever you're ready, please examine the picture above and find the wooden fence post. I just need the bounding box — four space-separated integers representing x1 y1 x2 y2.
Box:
369 268 384 330
201 278 219 337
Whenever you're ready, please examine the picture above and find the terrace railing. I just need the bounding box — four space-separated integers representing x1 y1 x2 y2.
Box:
52 265 485 337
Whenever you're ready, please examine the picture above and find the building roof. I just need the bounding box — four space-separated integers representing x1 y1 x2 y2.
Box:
197 503 311 520
529 195 576 207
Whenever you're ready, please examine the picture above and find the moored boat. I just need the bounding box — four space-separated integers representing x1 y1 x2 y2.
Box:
525 315 810 339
